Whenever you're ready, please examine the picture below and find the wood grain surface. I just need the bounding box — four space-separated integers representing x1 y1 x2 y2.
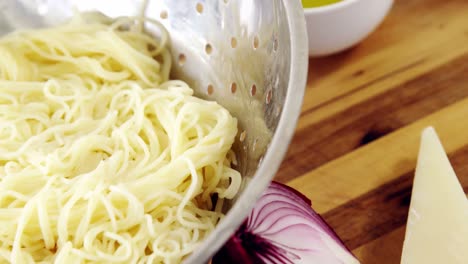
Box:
277 0 468 262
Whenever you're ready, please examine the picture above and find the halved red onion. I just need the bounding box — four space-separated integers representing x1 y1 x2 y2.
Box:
213 182 360 264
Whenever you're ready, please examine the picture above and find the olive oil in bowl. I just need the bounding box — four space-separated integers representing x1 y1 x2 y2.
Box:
302 0 343 8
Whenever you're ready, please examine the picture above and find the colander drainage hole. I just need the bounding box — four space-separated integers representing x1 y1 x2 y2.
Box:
266 89 272 104
250 84 257 96
207 84 214 95
205 43 213 55
196 3 204 14
253 36 259 49
231 37 237 48
239 131 246 142
160 10 168 19
273 37 279 52
230 82 237 94
178 54 186 66
252 138 258 152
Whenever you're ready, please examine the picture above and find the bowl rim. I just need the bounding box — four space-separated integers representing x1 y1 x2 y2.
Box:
182 0 309 263
303 0 360 14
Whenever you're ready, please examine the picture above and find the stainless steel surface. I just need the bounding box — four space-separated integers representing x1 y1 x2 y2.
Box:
0 0 308 262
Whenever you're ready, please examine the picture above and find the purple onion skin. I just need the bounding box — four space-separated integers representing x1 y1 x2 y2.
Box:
212 220 294 264
212 182 360 264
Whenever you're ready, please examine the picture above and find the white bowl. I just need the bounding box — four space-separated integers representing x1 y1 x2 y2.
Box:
305 0 393 57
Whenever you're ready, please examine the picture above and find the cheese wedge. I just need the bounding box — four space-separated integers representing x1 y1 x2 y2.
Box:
401 127 468 264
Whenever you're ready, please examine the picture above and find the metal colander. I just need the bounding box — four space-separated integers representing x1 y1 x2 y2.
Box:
0 0 308 262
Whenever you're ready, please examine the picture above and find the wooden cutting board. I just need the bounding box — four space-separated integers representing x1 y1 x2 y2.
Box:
275 0 468 263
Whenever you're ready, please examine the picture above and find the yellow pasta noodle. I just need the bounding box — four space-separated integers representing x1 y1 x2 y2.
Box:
0 14 241 264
